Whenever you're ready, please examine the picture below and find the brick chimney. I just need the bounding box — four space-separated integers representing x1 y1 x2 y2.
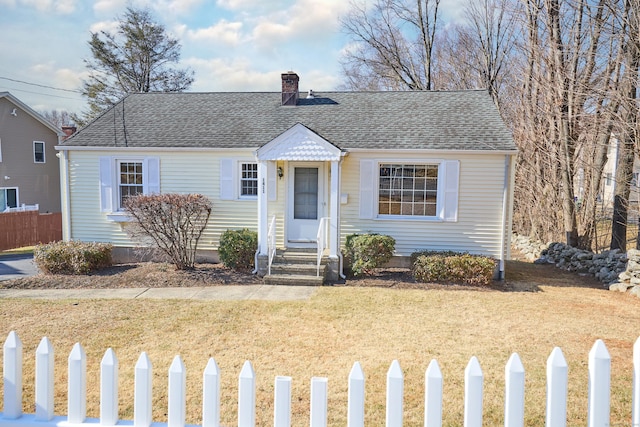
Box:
61 125 77 141
281 71 299 106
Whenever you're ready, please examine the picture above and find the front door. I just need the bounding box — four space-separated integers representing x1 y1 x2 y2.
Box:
287 162 324 246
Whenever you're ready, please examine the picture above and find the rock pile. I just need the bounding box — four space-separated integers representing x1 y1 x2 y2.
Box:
511 234 547 261
536 242 626 285
609 249 640 297
511 234 626 286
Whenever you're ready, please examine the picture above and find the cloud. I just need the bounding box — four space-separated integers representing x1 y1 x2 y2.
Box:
152 0 204 15
186 57 281 91
185 19 244 46
12 0 77 13
93 0 126 16
30 62 86 88
216 0 289 12
89 19 121 34
251 0 349 48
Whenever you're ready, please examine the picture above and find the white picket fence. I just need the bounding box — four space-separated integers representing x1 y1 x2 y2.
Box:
1 331 639 427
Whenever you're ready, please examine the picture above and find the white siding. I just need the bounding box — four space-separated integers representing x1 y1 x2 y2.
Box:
67 150 510 258
340 152 508 258
68 150 259 250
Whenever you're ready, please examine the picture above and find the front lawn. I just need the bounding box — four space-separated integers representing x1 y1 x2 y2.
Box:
0 260 637 425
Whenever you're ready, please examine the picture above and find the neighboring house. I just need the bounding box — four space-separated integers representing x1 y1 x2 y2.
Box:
0 92 64 213
56 72 517 281
599 136 640 208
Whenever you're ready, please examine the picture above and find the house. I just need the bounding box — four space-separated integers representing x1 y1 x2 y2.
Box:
599 136 640 208
0 92 64 213
56 72 517 281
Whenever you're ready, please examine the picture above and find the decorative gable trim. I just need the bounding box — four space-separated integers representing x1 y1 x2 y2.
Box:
256 123 343 161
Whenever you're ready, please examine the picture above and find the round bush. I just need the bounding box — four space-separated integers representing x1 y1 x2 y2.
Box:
218 229 258 270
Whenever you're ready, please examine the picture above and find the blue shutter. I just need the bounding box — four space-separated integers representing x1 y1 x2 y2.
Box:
220 159 234 200
144 157 160 194
442 160 460 222
99 156 113 212
359 159 375 219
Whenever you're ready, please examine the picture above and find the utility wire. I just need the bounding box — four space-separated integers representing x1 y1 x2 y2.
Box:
0 85 82 100
0 76 82 93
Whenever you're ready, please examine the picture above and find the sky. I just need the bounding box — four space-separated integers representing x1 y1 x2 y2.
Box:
0 0 466 116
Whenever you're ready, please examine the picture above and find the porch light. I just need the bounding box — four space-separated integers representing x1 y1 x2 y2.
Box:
278 166 284 179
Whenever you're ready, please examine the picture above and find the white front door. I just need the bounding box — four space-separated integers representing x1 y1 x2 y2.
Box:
287 162 325 246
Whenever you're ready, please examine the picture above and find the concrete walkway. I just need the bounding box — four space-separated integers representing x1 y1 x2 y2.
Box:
0 253 40 281
0 284 317 301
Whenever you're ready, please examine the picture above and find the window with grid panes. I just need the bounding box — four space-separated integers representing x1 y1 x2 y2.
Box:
240 162 258 197
118 161 143 209
378 164 438 217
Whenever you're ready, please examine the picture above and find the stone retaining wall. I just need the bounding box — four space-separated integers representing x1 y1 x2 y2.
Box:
510 234 640 296
609 249 640 297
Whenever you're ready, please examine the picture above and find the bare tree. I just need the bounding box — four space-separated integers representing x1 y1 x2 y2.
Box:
340 0 441 90
39 110 74 128
610 0 640 250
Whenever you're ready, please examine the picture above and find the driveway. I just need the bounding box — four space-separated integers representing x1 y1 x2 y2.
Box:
0 253 39 281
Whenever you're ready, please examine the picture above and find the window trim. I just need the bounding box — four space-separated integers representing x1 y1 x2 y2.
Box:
0 187 19 211
99 156 160 217
33 141 45 163
116 159 144 211
239 161 258 199
359 158 459 222
220 158 275 201
375 160 443 221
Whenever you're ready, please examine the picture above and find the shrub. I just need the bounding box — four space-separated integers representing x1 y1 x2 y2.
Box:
344 233 395 276
218 229 258 270
123 193 212 270
34 241 113 275
412 251 497 286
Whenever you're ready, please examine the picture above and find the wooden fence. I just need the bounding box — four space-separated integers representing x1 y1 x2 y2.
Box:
0 211 61 251
1 332 638 427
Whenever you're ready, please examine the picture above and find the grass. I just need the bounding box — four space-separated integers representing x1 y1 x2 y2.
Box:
0 246 34 256
0 263 638 426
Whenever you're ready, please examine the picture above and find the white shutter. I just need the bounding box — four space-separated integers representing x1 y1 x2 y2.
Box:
267 161 277 201
442 160 460 222
144 157 160 194
220 158 234 200
99 156 113 212
359 159 375 219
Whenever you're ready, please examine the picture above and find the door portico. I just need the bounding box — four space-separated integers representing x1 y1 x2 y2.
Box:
255 123 345 276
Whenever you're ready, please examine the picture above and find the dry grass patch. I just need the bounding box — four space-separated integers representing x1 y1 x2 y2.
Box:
0 275 638 426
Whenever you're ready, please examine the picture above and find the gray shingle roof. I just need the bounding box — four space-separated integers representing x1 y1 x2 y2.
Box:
60 90 516 151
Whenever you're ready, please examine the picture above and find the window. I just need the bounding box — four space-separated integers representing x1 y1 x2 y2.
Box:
605 173 612 186
0 188 18 211
34 141 45 163
0 138 3 162
359 159 458 221
240 162 258 197
378 164 438 217
118 161 144 209
220 159 276 201
99 156 159 214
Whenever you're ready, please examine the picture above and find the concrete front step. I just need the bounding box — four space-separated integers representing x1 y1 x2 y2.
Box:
263 273 325 286
270 263 325 276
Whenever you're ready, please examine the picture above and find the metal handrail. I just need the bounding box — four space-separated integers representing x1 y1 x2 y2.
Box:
316 217 330 277
267 215 277 275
